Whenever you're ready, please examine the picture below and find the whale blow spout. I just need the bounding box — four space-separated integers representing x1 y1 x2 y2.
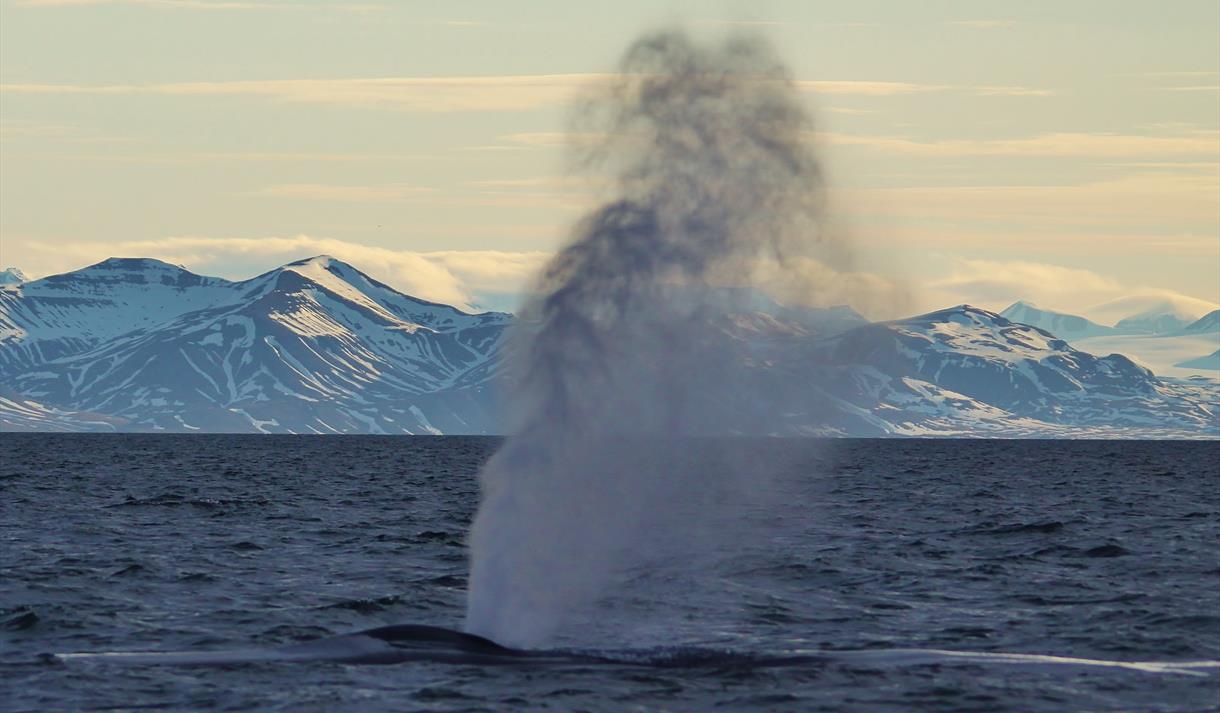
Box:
464 29 842 648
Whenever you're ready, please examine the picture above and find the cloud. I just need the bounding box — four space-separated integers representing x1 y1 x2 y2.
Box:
11 231 911 319
2 75 1054 111
0 75 607 112
17 0 383 10
466 175 603 193
946 20 1015 29
837 173 1220 234
795 81 1051 97
924 258 1217 320
694 19 782 27
854 224 1218 258
1086 291 1219 324
0 121 79 138
20 0 265 7
928 259 1121 308
0 121 134 143
821 107 877 116
744 257 911 320
1130 71 1219 78
822 131 1220 157
1155 86 1220 92
17 235 551 312
33 151 444 164
490 128 1216 166
241 178 593 210
499 132 584 146
252 183 435 203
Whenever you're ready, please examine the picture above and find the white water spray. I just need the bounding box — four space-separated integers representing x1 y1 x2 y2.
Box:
465 30 845 648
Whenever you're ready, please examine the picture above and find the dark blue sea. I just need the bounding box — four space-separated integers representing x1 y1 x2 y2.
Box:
1 435 1217 712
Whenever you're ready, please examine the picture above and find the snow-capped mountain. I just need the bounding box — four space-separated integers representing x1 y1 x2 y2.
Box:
998 300 1220 379
1 256 509 433
806 306 1216 436
999 301 1115 340
0 268 27 285
0 258 236 374
1176 350 1220 371
1 259 1216 436
1089 294 1216 335
1185 309 1220 334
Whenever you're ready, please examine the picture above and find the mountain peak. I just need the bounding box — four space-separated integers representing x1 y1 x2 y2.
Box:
89 257 186 272
1091 293 1216 335
1184 309 1219 333
1003 299 1039 311
0 267 27 285
279 255 372 291
286 254 343 268
280 255 370 284
918 304 1000 321
997 300 1115 340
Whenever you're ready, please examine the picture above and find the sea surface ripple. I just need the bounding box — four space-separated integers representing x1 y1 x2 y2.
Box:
1 435 1217 712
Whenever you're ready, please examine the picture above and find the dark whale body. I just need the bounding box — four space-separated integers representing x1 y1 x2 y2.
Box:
54 625 1214 675
53 623 811 668
349 624 582 664
54 624 583 666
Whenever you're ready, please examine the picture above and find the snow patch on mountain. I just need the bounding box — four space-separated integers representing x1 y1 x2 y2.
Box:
1184 310 1220 334
813 305 1216 436
1176 350 1220 371
2 256 510 434
1089 293 1217 335
2 259 1216 437
1000 301 1115 341
0 268 27 285
1074 331 1220 379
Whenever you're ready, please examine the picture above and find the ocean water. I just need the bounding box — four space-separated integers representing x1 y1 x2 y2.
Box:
1 434 1217 712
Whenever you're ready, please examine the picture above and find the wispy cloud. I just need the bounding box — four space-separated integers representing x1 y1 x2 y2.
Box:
253 183 435 203
17 0 383 11
2 75 1055 111
20 234 551 312
946 20 1015 29
1125 70 1220 92
835 172 1220 262
1100 161 1219 172
928 259 1119 312
821 107 877 116
34 151 450 164
20 0 262 7
822 130 1220 157
0 75 606 112
247 179 590 210
1127 71 1219 78
925 258 1216 319
695 19 879 29
464 175 606 208
0 121 80 138
796 80 1051 97
694 19 782 27
857 224 1219 260
497 131 606 147
1155 85 1220 92
0 120 134 143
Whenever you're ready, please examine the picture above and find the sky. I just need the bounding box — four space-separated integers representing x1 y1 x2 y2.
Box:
1 0 1217 319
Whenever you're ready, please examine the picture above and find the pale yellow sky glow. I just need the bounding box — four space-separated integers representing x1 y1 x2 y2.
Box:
0 0 1217 318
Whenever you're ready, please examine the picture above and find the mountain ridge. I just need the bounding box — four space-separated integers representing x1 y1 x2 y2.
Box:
2 259 1216 437
1 256 510 434
999 300 1117 341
